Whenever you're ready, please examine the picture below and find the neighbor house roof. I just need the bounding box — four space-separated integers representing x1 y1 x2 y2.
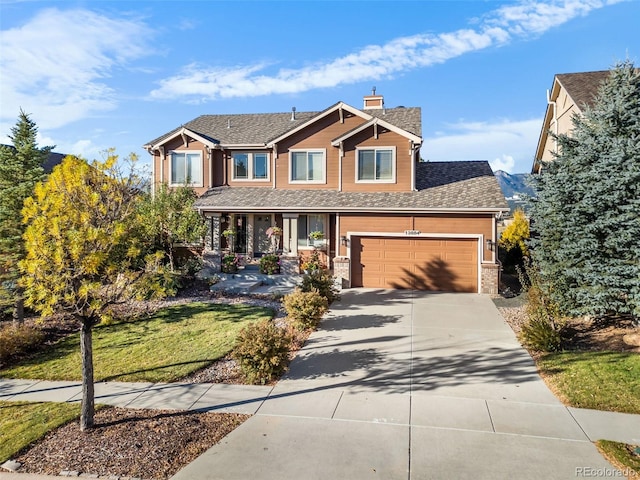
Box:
555 70 609 110
144 104 422 150
193 161 508 213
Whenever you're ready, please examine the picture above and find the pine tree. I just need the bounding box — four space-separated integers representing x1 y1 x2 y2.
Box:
529 61 640 321
0 110 52 322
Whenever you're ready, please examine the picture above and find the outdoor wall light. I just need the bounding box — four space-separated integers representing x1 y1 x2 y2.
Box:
340 236 348 246
486 239 496 251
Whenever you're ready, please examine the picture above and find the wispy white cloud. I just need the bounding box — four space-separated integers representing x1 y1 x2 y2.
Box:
422 118 541 173
0 8 153 129
150 0 619 101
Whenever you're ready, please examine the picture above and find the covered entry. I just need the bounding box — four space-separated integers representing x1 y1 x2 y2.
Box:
350 236 479 292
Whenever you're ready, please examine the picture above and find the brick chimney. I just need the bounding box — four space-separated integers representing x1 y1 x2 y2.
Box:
363 86 384 110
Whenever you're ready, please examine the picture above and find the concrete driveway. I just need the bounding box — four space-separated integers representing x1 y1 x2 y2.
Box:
172 290 620 480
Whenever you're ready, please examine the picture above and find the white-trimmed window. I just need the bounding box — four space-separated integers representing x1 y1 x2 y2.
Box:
297 214 325 248
170 151 203 187
356 147 395 183
232 152 269 181
290 149 326 183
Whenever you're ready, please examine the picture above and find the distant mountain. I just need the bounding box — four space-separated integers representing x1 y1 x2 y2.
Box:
494 170 536 213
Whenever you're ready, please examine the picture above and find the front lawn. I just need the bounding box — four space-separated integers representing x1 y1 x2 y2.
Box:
0 401 80 463
537 351 640 414
596 440 640 477
0 302 273 383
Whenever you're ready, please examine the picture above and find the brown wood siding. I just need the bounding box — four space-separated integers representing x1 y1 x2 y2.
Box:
341 127 413 192
339 213 493 261
275 111 362 190
154 136 213 196
351 237 478 292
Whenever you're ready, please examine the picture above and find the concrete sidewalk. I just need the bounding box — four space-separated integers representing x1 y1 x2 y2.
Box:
2 290 639 479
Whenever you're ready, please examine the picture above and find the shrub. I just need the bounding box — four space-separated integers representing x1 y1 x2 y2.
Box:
232 319 292 385
221 254 240 273
301 269 340 304
519 317 563 352
0 323 45 364
283 289 328 330
259 254 280 275
517 258 565 352
300 249 323 273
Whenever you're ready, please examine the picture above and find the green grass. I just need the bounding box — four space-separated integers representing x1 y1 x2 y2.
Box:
537 351 640 414
0 302 273 382
0 401 80 463
596 440 640 476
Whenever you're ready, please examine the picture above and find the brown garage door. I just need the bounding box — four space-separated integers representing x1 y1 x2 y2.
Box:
351 237 478 292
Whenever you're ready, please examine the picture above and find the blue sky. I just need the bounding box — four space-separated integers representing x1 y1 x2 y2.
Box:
0 0 638 174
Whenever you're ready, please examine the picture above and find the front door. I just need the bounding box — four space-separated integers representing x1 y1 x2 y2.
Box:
254 215 272 256
234 215 248 253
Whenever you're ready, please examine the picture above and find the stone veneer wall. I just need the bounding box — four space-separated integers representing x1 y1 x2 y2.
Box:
333 257 350 288
480 262 501 295
280 255 300 275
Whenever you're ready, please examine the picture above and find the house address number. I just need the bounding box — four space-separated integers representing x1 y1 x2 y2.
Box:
404 230 421 236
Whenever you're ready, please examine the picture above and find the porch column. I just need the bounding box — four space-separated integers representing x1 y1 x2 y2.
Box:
282 213 299 256
203 212 221 272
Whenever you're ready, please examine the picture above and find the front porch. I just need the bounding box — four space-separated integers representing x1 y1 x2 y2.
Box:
201 212 336 275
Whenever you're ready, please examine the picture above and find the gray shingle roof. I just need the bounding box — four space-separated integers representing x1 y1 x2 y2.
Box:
194 161 508 212
145 104 421 147
556 71 610 110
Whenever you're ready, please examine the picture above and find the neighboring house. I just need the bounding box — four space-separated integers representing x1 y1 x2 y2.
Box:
0 145 66 174
532 70 609 174
144 92 508 293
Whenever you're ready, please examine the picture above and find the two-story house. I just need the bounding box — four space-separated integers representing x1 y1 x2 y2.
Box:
532 70 610 174
144 93 508 293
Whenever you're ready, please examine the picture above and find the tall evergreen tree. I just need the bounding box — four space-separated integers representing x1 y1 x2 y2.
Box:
529 61 640 322
0 110 52 322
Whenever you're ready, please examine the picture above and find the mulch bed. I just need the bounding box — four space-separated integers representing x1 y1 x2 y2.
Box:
5 280 312 479
14 407 249 479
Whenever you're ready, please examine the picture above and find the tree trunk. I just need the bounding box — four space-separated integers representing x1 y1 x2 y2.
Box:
80 319 95 431
12 287 24 324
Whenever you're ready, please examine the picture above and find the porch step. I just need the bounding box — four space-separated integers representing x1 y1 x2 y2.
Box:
208 272 304 295
210 279 263 294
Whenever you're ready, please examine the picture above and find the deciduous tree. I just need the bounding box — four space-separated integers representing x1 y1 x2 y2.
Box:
529 61 640 322
0 111 51 322
20 152 158 430
137 183 206 271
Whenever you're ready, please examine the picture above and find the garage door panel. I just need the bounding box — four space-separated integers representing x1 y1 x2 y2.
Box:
352 236 478 292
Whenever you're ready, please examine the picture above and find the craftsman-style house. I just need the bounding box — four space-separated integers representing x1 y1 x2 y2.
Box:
144 92 508 293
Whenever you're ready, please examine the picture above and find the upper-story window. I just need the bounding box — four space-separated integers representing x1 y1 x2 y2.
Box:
170 151 203 187
356 147 395 183
232 152 269 181
290 149 326 184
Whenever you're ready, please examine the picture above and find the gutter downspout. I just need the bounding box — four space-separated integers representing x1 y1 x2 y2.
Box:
410 141 420 191
338 141 343 192
159 146 165 191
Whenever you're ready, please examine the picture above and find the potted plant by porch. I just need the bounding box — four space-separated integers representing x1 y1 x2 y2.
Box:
222 228 236 251
309 230 324 247
259 254 280 275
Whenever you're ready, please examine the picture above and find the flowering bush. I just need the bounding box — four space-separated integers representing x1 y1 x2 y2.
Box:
259 254 280 275
221 254 240 273
300 249 323 273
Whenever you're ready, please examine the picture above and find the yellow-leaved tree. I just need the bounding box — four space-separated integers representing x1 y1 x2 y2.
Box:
500 208 530 255
20 152 157 430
